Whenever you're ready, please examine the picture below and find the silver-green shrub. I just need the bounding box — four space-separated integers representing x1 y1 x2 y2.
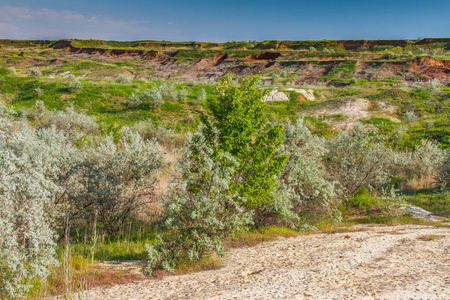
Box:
177 88 188 102
68 79 83 93
129 119 185 148
127 92 142 108
69 128 165 233
197 88 207 100
439 150 450 189
34 87 44 97
158 83 177 101
426 78 441 94
402 110 418 123
325 124 393 198
397 140 446 183
0 116 60 298
116 74 131 84
146 125 252 274
32 101 99 136
28 67 42 78
141 88 164 108
256 117 336 227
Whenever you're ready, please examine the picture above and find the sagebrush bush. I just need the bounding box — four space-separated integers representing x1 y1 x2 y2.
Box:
439 151 450 189
402 110 418 123
426 78 441 94
28 67 42 78
127 92 142 108
409 140 446 180
0 116 60 298
159 83 177 101
141 88 164 108
116 74 131 84
68 79 83 93
197 88 207 100
32 101 99 135
70 128 165 233
177 88 188 102
34 87 44 97
325 124 393 198
146 125 252 274
130 119 186 148
256 117 337 227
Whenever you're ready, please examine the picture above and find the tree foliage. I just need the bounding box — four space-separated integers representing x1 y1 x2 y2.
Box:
203 73 287 207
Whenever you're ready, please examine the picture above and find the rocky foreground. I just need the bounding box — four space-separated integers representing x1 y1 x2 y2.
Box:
79 224 450 299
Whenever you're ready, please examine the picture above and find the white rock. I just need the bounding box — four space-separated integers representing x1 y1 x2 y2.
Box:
263 89 290 102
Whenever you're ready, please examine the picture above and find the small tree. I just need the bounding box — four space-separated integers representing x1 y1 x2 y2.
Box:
204 73 288 208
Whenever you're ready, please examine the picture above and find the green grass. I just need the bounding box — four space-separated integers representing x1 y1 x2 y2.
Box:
404 192 450 218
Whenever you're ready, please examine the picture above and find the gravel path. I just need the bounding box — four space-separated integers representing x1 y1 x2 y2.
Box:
82 224 450 299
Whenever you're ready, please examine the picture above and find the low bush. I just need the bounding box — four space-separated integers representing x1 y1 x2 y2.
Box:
325 124 393 198
129 119 186 148
68 79 83 93
116 74 131 84
402 110 418 123
32 101 99 136
28 67 42 78
255 117 337 227
34 87 44 97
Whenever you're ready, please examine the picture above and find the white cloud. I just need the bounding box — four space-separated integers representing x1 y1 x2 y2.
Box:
0 6 181 40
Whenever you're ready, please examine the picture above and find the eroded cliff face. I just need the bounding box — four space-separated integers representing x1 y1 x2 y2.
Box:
3 39 450 84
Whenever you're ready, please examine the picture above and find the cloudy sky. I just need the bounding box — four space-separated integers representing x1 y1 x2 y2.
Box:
0 0 449 42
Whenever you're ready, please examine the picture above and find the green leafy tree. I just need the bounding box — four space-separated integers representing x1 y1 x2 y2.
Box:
203 73 287 208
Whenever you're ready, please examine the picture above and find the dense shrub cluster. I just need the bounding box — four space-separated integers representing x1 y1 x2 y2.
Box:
0 102 165 297
0 116 60 298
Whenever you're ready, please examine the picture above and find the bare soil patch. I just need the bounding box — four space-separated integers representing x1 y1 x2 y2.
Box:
80 224 450 299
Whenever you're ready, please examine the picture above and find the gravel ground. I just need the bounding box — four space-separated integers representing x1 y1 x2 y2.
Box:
79 224 450 300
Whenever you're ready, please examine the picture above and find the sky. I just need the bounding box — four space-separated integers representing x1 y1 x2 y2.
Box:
0 0 449 42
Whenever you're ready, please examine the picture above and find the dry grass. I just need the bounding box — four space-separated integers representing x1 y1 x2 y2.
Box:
30 259 145 299
401 175 437 191
140 149 181 222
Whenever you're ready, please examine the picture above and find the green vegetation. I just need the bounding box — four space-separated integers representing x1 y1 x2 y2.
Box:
1 39 450 299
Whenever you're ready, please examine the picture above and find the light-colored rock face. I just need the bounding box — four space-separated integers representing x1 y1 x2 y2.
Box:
263 89 290 102
306 98 400 128
285 88 316 101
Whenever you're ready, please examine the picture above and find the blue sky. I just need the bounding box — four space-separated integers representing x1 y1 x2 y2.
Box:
0 0 449 42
